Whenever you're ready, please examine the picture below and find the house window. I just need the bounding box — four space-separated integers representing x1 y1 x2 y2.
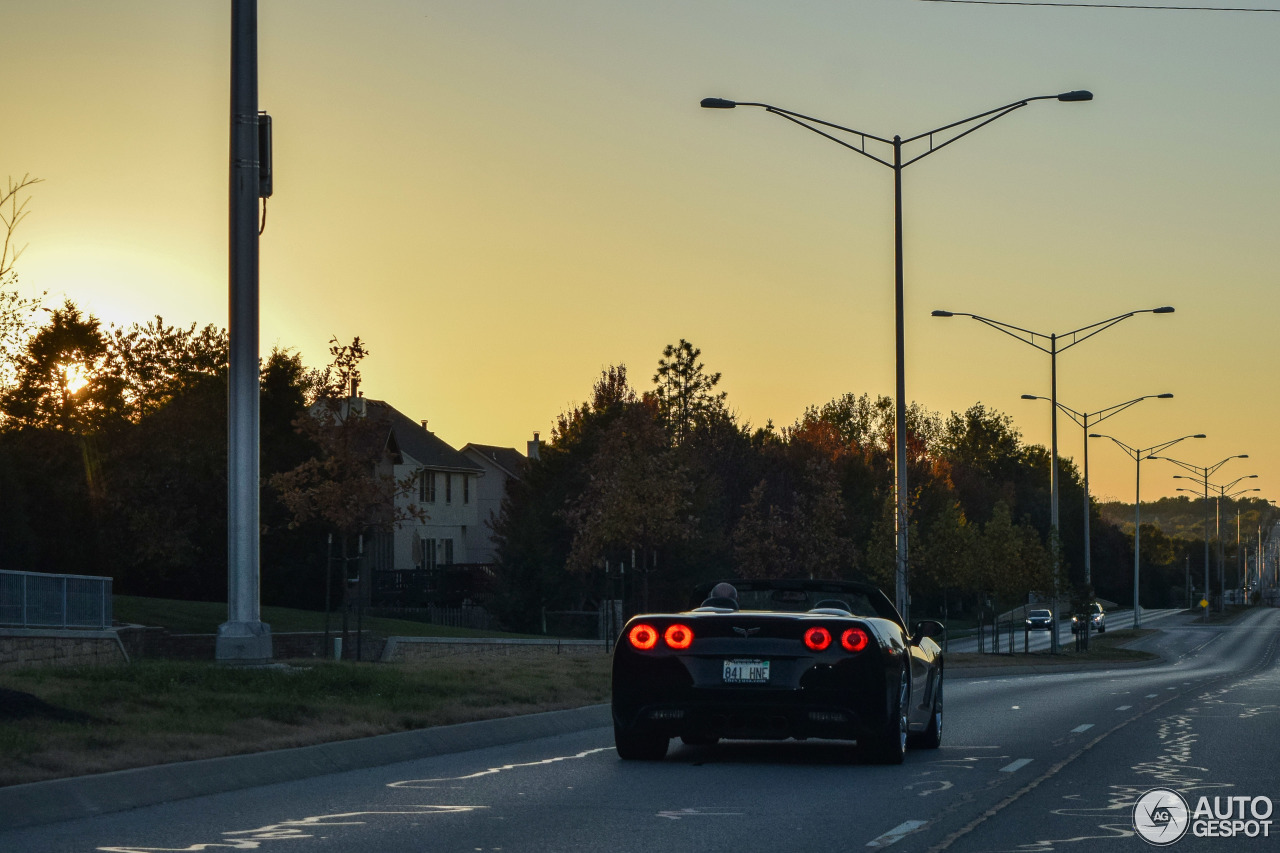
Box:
445 473 452 504
418 536 436 571
419 470 436 503
443 538 454 565
463 475 470 504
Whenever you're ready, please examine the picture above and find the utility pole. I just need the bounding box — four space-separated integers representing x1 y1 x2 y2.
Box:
217 0 272 662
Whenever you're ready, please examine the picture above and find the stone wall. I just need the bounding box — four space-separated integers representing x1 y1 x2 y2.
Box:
0 629 129 670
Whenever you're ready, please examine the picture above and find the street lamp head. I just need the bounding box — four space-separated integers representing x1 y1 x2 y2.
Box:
1194 435 1207 439
1057 90 1094 102
1157 393 1174 399
1237 454 1250 459
931 310 955 317
1088 433 1104 439
1152 306 1176 314
700 97 737 109
1020 394 1038 400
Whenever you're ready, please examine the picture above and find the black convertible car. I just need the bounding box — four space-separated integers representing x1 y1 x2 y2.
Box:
611 578 944 764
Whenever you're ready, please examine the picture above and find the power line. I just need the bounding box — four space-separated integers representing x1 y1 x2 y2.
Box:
917 1 1280 11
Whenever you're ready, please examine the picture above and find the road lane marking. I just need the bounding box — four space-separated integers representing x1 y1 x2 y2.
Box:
1146 694 1159 698
388 747 613 787
657 808 744 820
866 820 927 847
1070 724 1094 733
1116 705 1132 710
1000 759 1033 773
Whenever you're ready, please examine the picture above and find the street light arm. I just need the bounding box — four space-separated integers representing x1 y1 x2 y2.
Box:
1088 394 1173 429
1021 394 1086 426
935 311 1052 353
761 108 896 168
898 91 1090 167
1055 307 1174 355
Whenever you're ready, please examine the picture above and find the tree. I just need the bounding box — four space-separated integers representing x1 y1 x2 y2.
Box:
653 339 727 446
109 317 229 420
0 175 45 396
1 300 124 432
561 396 695 584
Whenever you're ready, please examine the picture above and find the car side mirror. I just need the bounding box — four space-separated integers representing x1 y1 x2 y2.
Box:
913 619 945 643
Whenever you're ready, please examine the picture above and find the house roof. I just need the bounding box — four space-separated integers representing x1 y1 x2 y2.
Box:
364 399 483 474
461 443 527 479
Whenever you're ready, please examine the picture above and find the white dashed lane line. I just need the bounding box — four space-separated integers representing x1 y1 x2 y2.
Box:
866 819 928 848
1000 759 1033 773
1071 724 1094 733
1116 705 1132 711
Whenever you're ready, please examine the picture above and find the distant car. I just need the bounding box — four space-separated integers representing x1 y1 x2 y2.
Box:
1025 609 1054 631
1071 603 1105 634
611 578 945 765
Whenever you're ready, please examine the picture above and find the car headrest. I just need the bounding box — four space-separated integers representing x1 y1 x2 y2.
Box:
699 596 739 611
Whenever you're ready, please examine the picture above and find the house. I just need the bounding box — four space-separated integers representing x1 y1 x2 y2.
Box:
345 398 483 605
460 433 539 565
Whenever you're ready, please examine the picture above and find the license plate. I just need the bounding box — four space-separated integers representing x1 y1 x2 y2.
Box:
723 659 769 684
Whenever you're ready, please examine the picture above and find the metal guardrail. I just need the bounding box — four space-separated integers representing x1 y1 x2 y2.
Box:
0 569 113 629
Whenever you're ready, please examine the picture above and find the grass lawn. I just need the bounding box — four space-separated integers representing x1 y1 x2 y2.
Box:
113 595 546 639
0 653 612 788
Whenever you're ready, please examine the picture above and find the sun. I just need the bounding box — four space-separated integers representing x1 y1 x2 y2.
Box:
59 362 90 395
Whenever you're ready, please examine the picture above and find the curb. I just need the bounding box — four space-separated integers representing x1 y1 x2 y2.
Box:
947 655 1163 679
0 703 611 831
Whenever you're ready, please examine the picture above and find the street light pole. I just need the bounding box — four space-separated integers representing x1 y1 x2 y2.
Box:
1153 454 1248 621
1090 433 1206 630
219 0 272 663
935 307 1174 651
701 90 1092 624
1021 393 1173 589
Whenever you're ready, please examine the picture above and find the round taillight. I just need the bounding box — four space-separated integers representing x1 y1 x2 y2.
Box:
664 623 694 649
628 623 658 650
804 626 832 651
841 627 869 653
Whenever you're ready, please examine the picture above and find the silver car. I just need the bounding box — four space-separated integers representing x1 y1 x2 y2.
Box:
1025 609 1053 631
1072 603 1105 634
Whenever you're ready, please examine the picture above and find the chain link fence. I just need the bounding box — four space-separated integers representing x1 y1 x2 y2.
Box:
0 570 113 629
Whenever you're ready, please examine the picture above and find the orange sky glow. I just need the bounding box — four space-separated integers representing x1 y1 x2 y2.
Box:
7 1 1279 506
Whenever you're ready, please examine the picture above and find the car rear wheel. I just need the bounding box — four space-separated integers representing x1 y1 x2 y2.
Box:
860 668 908 765
614 724 668 761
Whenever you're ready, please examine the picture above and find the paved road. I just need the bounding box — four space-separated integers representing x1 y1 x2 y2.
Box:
3 609 1277 853
945 607 1186 654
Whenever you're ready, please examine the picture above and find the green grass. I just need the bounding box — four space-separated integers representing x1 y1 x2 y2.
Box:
0 654 612 787
113 595 546 639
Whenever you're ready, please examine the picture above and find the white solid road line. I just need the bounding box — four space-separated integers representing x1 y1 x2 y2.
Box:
866 820 928 848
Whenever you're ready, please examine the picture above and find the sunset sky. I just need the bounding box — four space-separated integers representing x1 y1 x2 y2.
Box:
8 1 1279 505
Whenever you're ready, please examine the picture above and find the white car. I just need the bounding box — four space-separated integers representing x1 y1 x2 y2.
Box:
1071 603 1105 634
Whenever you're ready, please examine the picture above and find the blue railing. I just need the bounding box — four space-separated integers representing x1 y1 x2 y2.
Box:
0 570 113 629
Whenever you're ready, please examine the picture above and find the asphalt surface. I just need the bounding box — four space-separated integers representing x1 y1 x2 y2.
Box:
2 608 1276 853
